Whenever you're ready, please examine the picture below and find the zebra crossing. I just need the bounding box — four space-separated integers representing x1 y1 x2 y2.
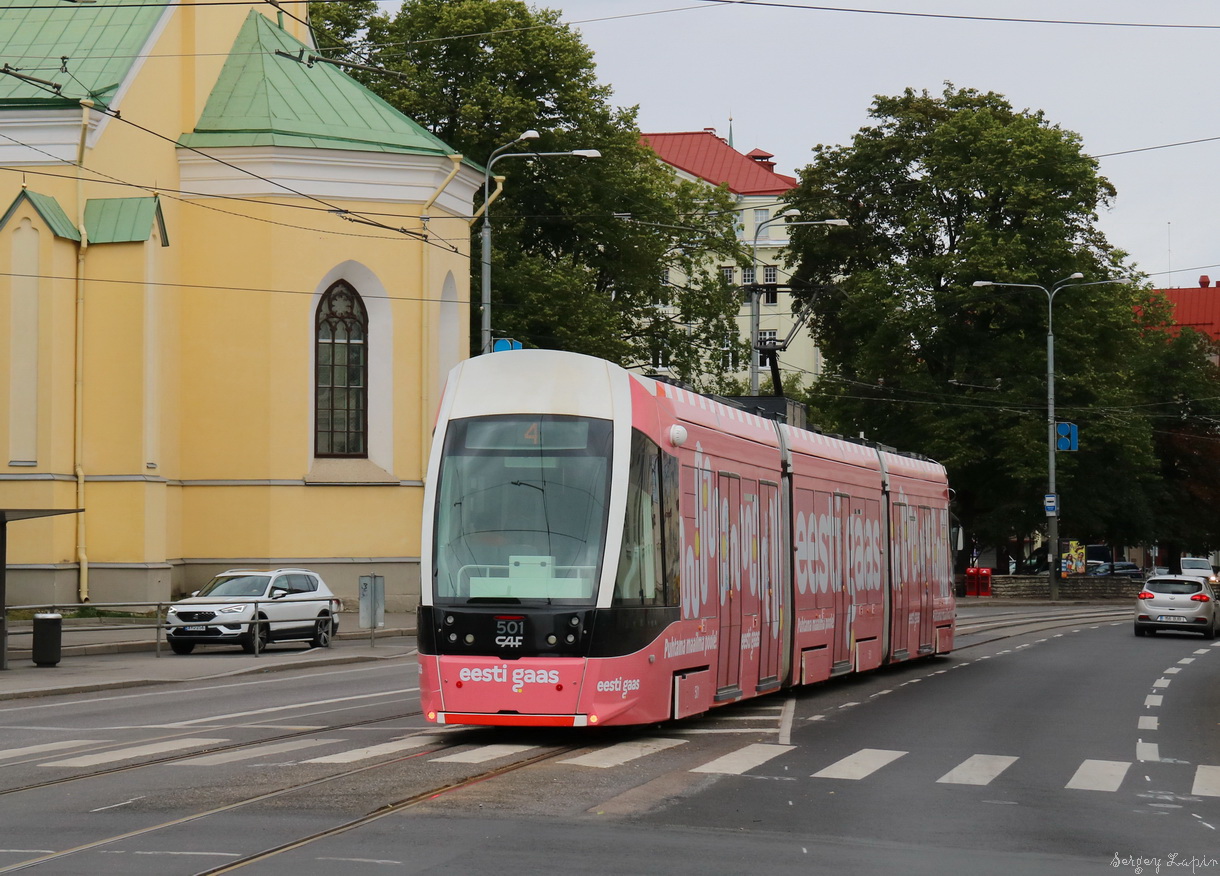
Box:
5 735 1220 798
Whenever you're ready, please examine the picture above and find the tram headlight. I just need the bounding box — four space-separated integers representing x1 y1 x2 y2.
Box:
445 615 455 625
448 632 457 643
569 615 580 627
464 634 475 644
565 633 575 644
546 634 557 645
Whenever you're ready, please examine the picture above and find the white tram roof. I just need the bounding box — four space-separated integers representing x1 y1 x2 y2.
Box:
442 349 625 421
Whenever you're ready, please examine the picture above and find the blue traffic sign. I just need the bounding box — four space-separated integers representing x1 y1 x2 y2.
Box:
1055 422 1078 452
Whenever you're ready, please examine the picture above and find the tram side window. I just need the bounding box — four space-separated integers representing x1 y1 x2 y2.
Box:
661 450 680 607
615 431 663 605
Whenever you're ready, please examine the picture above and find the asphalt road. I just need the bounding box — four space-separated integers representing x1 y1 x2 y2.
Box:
0 605 1213 875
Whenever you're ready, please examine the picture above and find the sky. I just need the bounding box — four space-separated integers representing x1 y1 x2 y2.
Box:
539 0 1220 290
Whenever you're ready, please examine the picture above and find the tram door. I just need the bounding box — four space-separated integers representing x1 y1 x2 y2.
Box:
716 473 742 696
888 502 910 660
918 506 935 653
758 481 782 684
831 493 852 672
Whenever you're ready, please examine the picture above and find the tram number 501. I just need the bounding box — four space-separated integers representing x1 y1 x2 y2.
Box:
496 617 524 648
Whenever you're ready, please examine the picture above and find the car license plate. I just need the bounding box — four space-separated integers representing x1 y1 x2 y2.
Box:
1157 615 1187 622
183 625 207 632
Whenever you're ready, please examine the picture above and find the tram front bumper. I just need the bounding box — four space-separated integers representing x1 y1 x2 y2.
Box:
421 655 589 723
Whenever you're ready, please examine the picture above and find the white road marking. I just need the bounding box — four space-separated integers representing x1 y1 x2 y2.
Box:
165 689 419 726
937 754 1018 786
41 738 228 767
0 740 104 761
812 748 907 780
173 738 339 765
1139 716 1159 730
1137 741 1160 762
1066 759 1130 791
1194 649 1210 655
1179 658 1196 664
1192 766 1220 797
778 696 796 746
690 742 794 775
1154 678 1171 688
305 736 441 764
668 727 780 732
1165 668 1181 674
430 744 536 764
560 738 686 768
90 796 146 812
1145 695 1163 707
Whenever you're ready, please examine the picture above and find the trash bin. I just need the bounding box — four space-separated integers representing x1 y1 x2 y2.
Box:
965 567 980 597
32 612 62 667
977 567 992 597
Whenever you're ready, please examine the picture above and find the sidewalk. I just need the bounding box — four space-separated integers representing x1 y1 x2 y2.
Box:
0 613 418 701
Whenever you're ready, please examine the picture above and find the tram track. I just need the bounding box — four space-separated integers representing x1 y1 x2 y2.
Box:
0 708 425 797
954 605 1129 646
0 730 530 875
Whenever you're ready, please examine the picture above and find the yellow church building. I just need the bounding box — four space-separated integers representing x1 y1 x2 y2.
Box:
0 0 479 610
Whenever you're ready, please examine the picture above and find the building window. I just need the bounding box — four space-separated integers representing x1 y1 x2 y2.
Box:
315 281 368 457
660 269 670 286
720 265 735 285
754 208 770 235
763 265 778 304
722 334 738 371
742 266 755 286
757 330 777 367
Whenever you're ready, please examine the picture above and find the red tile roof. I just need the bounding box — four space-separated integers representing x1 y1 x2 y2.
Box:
641 129 797 196
1154 282 1220 340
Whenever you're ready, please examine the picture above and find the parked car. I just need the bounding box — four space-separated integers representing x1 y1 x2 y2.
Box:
165 568 340 654
1177 557 1218 585
1134 575 1218 638
1087 561 1143 579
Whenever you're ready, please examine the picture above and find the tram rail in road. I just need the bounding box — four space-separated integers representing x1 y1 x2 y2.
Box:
955 604 1129 641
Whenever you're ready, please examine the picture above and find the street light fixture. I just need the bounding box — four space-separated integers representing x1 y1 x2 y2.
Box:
749 210 848 394
479 133 601 354
972 273 1132 598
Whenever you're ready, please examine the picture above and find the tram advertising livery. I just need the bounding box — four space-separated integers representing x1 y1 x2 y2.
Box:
419 350 955 727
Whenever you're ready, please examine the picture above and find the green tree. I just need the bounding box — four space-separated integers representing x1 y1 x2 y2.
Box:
310 0 746 385
785 84 1172 551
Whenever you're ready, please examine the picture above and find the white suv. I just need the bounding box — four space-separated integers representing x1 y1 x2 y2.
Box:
165 569 341 655
1179 558 1218 586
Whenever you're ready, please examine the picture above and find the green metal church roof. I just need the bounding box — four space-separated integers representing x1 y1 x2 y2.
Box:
179 11 457 157
0 191 170 245
0 189 80 240
0 0 165 109
84 197 167 245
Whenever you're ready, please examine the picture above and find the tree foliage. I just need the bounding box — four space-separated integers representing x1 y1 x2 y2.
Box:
786 84 1220 552
310 0 747 386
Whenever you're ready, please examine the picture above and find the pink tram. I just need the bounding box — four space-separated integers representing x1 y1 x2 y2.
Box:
418 350 955 728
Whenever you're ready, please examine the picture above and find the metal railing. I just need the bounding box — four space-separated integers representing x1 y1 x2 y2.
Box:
2 599 341 664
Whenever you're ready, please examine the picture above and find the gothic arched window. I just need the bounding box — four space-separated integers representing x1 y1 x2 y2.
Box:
315 281 368 457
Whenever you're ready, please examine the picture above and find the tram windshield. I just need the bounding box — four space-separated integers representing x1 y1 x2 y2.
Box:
432 415 613 605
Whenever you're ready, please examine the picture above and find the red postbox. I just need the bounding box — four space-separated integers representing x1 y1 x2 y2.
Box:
977 567 992 596
965 567 979 597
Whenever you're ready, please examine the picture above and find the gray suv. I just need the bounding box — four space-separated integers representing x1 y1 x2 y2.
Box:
165 569 340 654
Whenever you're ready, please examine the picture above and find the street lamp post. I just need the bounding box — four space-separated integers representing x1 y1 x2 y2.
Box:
479 133 601 354
973 273 1131 599
748 211 848 394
